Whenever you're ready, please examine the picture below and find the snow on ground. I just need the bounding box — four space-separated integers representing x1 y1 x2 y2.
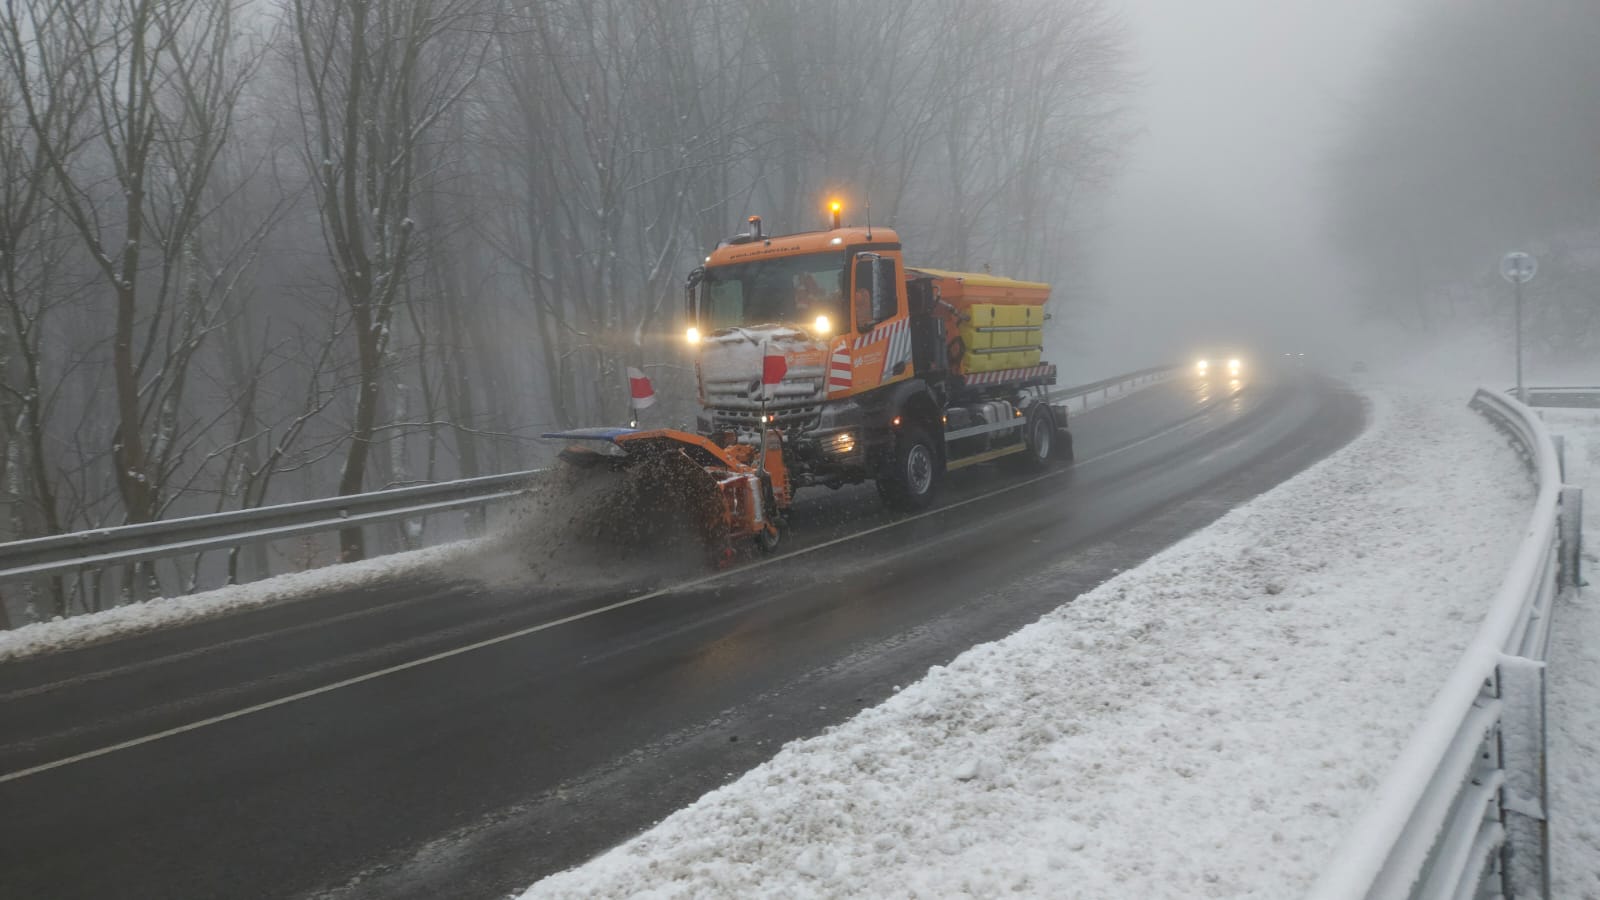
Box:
0 538 487 662
521 387 1533 899
1542 406 1600 899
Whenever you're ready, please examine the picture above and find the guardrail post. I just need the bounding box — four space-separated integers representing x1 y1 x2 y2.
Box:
1497 654 1550 899
1560 486 1583 589
1552 435 1566 482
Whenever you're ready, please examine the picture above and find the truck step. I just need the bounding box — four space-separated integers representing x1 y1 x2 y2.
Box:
946 442 1027 471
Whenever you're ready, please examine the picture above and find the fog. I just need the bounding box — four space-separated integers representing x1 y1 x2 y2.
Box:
0 0 1131 616
3 0 1597 620
1077 0 1600 382
1075 0 1419 376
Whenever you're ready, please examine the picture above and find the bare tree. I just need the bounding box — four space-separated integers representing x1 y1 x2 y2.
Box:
1333 0 1600 354
0 0 1135 624
0 55 88 619
1 0 262 528
286 0 488 559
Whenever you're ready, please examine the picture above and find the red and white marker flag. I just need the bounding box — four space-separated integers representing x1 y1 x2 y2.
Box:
760 342 787 401
627 367 656 410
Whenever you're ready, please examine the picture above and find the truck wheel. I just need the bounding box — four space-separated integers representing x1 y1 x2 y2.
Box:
1008 405 1057 471
878 425 941 512
1028 405 1057 468
755 524 781 554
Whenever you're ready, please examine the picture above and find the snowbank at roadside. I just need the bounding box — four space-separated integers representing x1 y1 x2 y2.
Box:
0 539 485 662
522 387 1533 899
1541 407 1600 898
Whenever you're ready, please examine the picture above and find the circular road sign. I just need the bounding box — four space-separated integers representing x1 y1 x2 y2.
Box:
1501 251 1537 284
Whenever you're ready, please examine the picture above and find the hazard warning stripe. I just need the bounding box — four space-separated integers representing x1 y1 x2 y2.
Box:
851 319 913 386
827 349 853 390
852 318 907 351
826 337 854 394
884 322 911 377
962 364 1055 386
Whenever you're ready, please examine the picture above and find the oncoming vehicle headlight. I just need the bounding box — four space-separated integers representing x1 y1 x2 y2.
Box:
813 314 832 336
1227 357 1242 375
685 325 701 344
1196 359 1210 374
830 431 856 455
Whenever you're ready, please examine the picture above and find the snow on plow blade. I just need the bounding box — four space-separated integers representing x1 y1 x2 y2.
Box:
541 428 790 566
541 427 644 469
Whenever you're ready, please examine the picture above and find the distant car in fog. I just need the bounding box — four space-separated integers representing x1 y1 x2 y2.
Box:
1351 360 1369 374
1194 354 1244 378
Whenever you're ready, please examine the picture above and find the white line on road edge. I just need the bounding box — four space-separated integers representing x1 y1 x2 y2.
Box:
0 382 1233 785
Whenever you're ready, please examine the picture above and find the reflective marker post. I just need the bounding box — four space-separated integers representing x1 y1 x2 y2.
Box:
1501 251 1538 404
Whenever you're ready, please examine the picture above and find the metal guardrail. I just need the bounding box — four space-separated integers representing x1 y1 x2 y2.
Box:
1515 387 1600 410
1048 363 1182 408
0 364 1182 601
1310 387 1585 900
0 470 545 585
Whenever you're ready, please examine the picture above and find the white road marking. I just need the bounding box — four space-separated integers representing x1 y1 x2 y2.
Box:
0 381 1241 784
0 586 472 703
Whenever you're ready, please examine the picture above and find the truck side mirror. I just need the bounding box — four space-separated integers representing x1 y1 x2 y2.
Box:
854 254 899 331
853 257 874 331
684 266 704 322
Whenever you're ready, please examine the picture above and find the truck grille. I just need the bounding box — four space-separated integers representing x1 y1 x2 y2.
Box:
710 405 822 442
702 371 825 408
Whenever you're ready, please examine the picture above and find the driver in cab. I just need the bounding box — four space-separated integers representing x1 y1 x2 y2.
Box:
794 272 844 331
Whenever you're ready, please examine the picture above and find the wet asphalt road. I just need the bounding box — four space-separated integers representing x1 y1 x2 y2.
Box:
0 367 1363 899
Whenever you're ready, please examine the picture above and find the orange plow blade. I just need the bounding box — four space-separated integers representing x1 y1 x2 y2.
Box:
542 428 790 566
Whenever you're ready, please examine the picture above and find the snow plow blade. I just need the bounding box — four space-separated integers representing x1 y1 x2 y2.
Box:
541 427 791 566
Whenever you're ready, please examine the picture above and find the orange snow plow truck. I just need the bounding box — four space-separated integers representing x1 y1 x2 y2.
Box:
684 204 1073 514
545 202 1072 563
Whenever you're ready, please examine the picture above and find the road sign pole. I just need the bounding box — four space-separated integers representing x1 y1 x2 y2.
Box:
1515 276 1525 404
1501 251 1537 405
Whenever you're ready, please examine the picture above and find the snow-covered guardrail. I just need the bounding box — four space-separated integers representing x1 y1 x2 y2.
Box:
0 365 1183 597
1515 387 1600 410
1310 387 1584 900
0 469 544 585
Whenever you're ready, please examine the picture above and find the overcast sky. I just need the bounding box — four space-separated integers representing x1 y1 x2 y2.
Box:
1074 0 1423 372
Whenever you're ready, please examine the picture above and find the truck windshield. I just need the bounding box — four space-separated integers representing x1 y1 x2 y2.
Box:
700 252 847 331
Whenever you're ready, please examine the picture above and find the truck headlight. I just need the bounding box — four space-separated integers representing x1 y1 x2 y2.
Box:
1227 358 1241 375
830 431 856 455
1196 359 1209 374
813 314 832 336
686 325 701 344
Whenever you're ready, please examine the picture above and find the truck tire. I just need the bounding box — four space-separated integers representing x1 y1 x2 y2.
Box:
1009 404 1058 471
755 524 782 554
878 424 941 512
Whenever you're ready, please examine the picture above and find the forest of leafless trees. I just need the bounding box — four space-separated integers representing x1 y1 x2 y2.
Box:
0 0 1129 615
1331 0 1600 359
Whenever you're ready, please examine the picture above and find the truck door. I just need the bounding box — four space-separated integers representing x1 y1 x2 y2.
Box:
852 254 912 384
